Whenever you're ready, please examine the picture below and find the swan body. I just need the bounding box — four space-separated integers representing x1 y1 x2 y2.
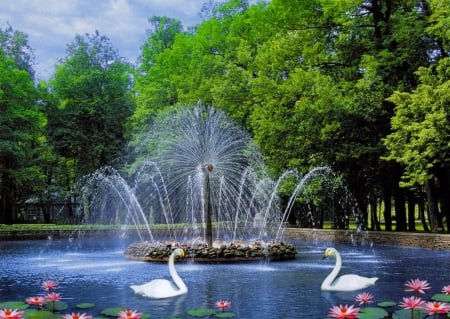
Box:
130 248 188 299
321 247 378 292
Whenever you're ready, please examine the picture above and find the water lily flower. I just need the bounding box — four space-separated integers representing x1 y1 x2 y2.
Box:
442 285 450 295
62 313 92 319
41 280 58 291
117 309 142 319
215 300 231 312
327 304 360 319
421 301 450 315
25 296 46 306
399 296 424 310
0 309 24 319
355 292 374 306
45 292 61 302
404 279 431 295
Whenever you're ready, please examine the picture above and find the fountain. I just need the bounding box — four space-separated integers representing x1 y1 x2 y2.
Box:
76 106 344 262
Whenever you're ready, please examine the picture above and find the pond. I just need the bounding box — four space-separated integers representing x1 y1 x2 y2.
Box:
1 237 449 318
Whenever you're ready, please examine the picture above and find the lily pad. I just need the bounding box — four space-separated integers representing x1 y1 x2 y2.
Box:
76 303 96 309
187 307 216 317
24 309 55 319
377 301 397 307
359 307 388 319
0 301 29 310
215 312 236 318
431 294 450 302
44 301 68 311
101 307 127 317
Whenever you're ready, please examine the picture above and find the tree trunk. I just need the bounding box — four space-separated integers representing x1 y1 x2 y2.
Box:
407 191 416 231
394 183 407 231
383 185 392 231
425 178 440 232
437 167 450 232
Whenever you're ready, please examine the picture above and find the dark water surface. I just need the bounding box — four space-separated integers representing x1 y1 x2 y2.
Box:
1 237 449 318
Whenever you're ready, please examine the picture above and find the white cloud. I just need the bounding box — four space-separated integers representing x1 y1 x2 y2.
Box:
0 0 205 81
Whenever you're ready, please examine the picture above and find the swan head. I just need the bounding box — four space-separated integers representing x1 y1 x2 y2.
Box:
323 247 337 259
173 248 185 258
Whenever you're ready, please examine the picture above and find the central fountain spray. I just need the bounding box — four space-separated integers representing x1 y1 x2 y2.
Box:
78 105 327 262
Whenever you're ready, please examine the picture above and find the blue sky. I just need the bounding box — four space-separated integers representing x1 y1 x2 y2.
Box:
0 0 213 81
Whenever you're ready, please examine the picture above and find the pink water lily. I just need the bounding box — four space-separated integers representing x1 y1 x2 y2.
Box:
442 285 450 295
25 296 46 306
117 309 142 319
421 301 450 315
215 300 231 312
62 313 92 319
327 304 360 319
399 296 424 310
45 292 61 302
404 279 431 295
41 280 58 291
0 309 24 319
355 292 374 306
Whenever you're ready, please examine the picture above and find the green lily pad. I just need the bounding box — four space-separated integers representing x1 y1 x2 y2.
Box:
43 301 68 311
101 307 127 317
24 309 56 319
431 294 450 302
215 312 236 318
187 307 216 317
76 303 96 309
377 301 397 307
359 307 388 319
0 301 29 310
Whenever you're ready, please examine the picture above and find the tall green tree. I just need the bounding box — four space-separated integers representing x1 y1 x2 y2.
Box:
384 58 450 232
0 50 45 222
46 31 135 181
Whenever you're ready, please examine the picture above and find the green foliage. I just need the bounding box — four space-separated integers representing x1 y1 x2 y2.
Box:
0 49 45 222
384 58 450 187
45 31 135 179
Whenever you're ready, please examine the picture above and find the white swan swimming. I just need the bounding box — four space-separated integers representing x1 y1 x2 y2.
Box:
321 247 378 291
130 248 188 299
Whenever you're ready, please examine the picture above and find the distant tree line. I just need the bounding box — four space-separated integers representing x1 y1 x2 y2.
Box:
1 0 449 233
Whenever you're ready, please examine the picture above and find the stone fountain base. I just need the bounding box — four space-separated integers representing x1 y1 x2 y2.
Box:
124 240 297 263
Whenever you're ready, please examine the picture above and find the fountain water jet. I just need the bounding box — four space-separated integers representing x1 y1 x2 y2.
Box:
77 106 350 262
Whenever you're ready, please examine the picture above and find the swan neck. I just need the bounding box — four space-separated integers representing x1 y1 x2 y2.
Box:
321 250 342 289
169 252 187 291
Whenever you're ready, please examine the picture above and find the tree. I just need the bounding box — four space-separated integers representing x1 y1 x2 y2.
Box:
46 31 135 181
0 24 35 78
384 58 450 232
0 50 45 222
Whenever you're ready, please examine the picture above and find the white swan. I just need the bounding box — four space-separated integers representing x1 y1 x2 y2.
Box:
321 247 378 291
130 248 188 299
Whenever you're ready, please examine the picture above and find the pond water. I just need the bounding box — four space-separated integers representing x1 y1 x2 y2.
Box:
1 237 449 318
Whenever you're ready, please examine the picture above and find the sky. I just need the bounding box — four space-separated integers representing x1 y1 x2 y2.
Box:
0 0 215 81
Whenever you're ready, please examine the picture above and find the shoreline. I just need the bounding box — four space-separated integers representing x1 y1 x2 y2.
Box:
0 227 449 250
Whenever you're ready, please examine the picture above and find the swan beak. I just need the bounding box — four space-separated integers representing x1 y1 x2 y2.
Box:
322 251 330 259
179 249 185 257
